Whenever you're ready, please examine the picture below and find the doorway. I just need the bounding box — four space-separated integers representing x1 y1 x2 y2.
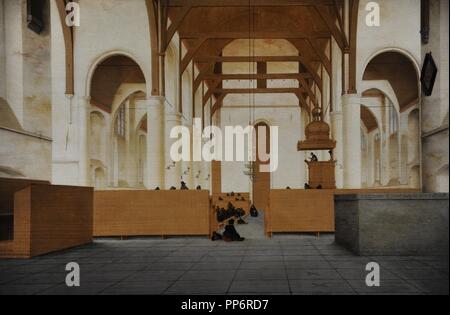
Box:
252 122 271 212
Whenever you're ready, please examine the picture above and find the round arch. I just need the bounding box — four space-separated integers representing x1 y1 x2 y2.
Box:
85 50 150 98
360 47 421 83
360 48 421 112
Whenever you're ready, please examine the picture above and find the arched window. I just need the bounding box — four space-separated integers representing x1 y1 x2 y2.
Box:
116 105 126 138
389 104 399 135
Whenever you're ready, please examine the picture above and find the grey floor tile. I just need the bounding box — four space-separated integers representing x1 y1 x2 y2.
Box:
101 281 173 295
39 282 113 295
328 260 371 269
289 280 355 294
283 255 325 262
229 280 290 294
405 279 449 295
148 262 195 271
0 284 54 295
287 269 342 280
127 270 184 282
191 262 241 271
179 270 236 281
82 271 134 283
239 262 285 270
284 261 333 270
347 279 422 294
234 269 287 280
337 268 401 280
165 280 231 295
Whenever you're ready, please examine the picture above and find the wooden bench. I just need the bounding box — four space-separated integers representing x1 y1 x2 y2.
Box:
94 190 210 238
265 188 422 237
0 181 93 258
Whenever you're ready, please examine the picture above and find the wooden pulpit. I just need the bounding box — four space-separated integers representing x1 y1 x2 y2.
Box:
305 161 336 189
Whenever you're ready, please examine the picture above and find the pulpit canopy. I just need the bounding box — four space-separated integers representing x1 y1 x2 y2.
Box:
298 107 336 151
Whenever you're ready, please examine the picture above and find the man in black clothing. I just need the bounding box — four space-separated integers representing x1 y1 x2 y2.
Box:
223 219 245 242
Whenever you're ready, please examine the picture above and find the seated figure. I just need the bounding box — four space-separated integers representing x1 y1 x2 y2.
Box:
310 153 319 162
180 181 189 190
222 219 245 242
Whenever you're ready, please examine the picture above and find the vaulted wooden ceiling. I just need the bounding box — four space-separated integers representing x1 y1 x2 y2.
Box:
151 0 354 116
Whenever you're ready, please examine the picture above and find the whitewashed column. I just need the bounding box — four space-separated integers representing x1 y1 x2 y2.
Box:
331 110 344 188
342 94 362 188
78 96 90 186
164 109 182 189
146 96 164 189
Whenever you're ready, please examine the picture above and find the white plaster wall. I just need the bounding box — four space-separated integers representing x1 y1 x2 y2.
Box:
4 0 24 125
51 0 79 185
0 0 5 100
421 0 449 192
0 129 51 180
220 106 304 193
53 0 153 185
74 0 152 97
357 0 422 91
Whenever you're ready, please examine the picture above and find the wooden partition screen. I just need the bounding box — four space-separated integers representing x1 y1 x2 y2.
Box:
0 184 93 258
266 189 421 236
94 190 210 237
266 190 335 235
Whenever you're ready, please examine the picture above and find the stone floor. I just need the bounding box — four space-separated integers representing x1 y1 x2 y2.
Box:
0 234 448 295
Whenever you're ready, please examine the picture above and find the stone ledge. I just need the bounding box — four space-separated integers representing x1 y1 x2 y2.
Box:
335 193 449 201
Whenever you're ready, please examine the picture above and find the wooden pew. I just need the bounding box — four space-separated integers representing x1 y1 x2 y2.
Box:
94 190 210 237
0 183 93 258
210 193 251 237
0 178 50 242
266 188 422 236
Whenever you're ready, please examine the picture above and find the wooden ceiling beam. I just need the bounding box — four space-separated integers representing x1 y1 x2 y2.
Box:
298 76 319 109
213 88 305 94
313 5 348 50
165 2 193 51
203 73 312 80
56 0 74 95
168 0 334 7
193 55 319 63
180 31 330 40
306 39 332 75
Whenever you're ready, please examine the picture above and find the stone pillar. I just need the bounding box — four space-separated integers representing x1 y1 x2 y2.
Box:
78 96 90 186
164 110 182 189
146 96 164 189
342 94 362 188
331 111 344 188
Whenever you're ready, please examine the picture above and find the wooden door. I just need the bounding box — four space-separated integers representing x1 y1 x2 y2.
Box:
252 123 271 211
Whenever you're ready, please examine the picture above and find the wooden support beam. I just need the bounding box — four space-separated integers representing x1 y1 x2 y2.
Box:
168 0 334 7
193 55 320 63
313 5 348 50
307 39 332 75
146 0 160 95
203 73 312 80
193 55 323 94
180 31 331 40
348 0 360 94
165 3 193 51
55 0 74 95
202 80 222 107
298 77 319 109
211 94 227 116
180 37 208 74
213 88 304 94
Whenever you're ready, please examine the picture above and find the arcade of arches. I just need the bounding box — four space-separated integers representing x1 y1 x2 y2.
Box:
0 0 448 197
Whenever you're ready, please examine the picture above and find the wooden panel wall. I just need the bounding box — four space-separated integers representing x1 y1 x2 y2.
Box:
0 178 50 215
211 161 222 195
266 188 422 235
267 190 335 234
0 184 93 258
94 190 210 237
